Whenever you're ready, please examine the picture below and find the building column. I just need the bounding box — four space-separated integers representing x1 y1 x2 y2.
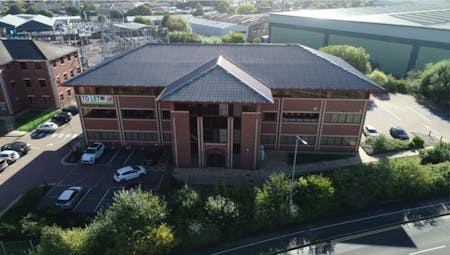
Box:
240 112 261 169
227 117 234 168
197 116 204 168
171 111 191 168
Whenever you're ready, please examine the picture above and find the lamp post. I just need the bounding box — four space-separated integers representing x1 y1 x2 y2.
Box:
289 136 308 211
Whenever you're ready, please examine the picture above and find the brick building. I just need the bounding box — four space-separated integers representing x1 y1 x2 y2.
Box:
65 44 383 169
0 39 81 130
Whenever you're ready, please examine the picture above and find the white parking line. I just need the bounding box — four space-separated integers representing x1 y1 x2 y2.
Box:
71 134 79 138
50 134 57 138
107 150 121 166
73 187 92 211
407 106 431 121
65 134 71 138
424 125 441 136
123 150 134 165
57 134 64 138
409 245 446 255
377 102 401 120
94 188 111 213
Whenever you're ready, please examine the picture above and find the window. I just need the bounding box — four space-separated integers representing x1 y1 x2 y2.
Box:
35 62 42 70
263 112 277 122
52 61 57 67
261 135 276 144
6 64 11 70
82 109 116 118
74 53 78 58
320 136 357 146
24 79 31 87
59 93 64 101
280 136 316 145
28 96 35 103
124 132 159 141
161 110 170 120
86 131 120 140
328 91 366 99
163 133 171 142
77 66 81 73
203 117 228 143
39 79 46 87
324 113 362 124
60 57 64 64
283 112 319 122
20 62 27 70
0 102 7 111
56 76 61 84
70 69 74 77
63 73 68 80
10 80 15 88
272 90 325 98
42 96 49 104
121 110 154 119
68 54 71 61
67 89 71 96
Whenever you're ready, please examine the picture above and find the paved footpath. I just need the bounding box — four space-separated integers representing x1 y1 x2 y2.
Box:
183 197 450 255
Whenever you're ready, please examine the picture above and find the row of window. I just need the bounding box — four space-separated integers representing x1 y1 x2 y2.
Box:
75 87 164 96
86 131 172 142
27 96 50 104
18 62 43 70
56 67 81 84
271 90 367 99
11 79 47 88
52 53 78 67
261 135 357 146
82 109 171 120
262 112 362 124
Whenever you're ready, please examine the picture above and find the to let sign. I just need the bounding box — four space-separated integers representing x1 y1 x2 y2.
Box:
80 95 113 104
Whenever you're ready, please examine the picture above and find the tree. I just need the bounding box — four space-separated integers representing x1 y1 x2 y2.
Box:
236 3 257 14
109 9 124 20
193 3 205 16
204 195 239 229
26 6 39 14
134 16 153 25
169 32 202 43
294 175 335 219
37 226 88 255
6 4 25 15
97 15 107 22
222 32 247 43
320 45 372 74
170 184 201 218
368 69 389 87
65 6 81 16
38 10 53 18
417 60 450 107
161 14 170 27
126 5 152 16
216 1 230 13
166 16 191 32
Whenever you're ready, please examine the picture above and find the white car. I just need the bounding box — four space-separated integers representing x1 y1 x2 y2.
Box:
0 150 20 164
81 142 105 164
36 122 58 133
114 165 147 183
55 186 83 209
363 125 379 137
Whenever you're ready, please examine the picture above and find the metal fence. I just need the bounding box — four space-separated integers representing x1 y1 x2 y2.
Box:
0 240 35 255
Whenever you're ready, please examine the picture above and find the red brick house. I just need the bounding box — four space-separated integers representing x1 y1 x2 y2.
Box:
65 44 383 169
0 39 81 130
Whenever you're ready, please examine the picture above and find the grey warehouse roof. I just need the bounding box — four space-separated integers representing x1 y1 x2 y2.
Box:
65 43 382 92
158 55 273 103
0 39 77 65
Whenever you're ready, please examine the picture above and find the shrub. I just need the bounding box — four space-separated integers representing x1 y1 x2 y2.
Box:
185 220 221 247
368 69 389 87
410 135 425 149
294 175 335 219
420 142 450 164
320 45 372 74
417 60 450 108
222 32 247 43
169 184 201 219
362 135 410 155
169 32 202 43
37 226 88 255
204 195 239 230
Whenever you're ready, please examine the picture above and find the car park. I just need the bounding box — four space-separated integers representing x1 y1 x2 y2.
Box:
62 105 79 115
113 165 147 183
81 142 105 164
0 159 8 172
51 112 72 125
55 186 83 209
0 150 20 164
36 122 58 133
363 125 379 137
390 126 410 140
1 141 31 156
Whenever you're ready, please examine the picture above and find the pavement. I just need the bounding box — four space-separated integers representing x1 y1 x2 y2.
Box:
185 197 450 255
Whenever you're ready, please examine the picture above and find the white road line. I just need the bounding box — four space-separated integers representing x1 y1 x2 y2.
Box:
72 134 79 138
409 245 446 255
73 187 92 211
65 134 71 138
57 134 64 138
424 125 441 136
50 134 57 137
107 150 121 166
123 150 134 165
94 188 111 212
407 106 431 121
377 102 401 120
211 202 450 255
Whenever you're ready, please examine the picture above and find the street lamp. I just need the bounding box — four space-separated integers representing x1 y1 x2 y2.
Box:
289 136 308 211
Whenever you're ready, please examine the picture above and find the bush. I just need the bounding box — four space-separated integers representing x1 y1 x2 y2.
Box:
417 60 450 108
410 135 425 149
320 45 372 74
362 135 410 155
185 220 221 247
169 32 202 43
420 142 450 164
368 69 389 87
204 195 239 230
222 32 247 43
294 175 335 219
169 184 201 219
37 226 88 255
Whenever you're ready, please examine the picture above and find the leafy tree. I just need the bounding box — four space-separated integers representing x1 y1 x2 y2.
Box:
204 195 239 229
222 32 247 43
410 135 425 149
170 184 201 218
193 3 204 16
26 6 39 14
253 37 261 43
109 9 124 20
38 10 53 18
126 5 152 16
421 142 450 164
166 16 191 32
134 16 153 25
294 175 335 219
169 32 202 43
161 14 170 27
320 45 372 74
65 6 81 16
216 1 230 13
236 3 257 14
97 15 106 22
37 226 88 255
368 69 389 87
6 4 25 14
417 60 450 107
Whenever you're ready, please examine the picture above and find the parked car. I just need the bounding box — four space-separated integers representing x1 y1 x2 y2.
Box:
36 122 58 133
113 165 147 183
81 142 105 164
0 159 8 172
0 150 20 164
51 112 72 125
363 125 379 137
62 105 79 115
55 186 83 209
1 141 31 156
390 126 410 140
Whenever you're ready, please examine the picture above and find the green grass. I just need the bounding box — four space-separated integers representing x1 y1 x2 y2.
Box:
15 110 58 131
362 135 411 155
288 153 352 165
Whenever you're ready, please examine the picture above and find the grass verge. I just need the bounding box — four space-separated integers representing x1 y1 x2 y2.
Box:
15 110 58 131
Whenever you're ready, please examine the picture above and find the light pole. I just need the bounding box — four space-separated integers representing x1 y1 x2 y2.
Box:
289 136 308 211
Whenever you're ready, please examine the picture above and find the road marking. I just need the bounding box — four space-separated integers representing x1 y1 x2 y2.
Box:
377 102 401 120
73 187 92 211
72 134 79 138
123 150 134 165
107 150 121 166
57 134 64 138
50 134 57 137
45 143 54 147
156 173 165 191
409 245 446 255
94 188 111 212
424 125 441 136
407 106 431 121
211 202 450 255
65 134 71 138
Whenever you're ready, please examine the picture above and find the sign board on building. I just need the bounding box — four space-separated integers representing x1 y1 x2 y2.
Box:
80 95 113 104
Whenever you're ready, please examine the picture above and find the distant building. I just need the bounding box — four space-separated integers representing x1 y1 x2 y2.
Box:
206 13 268 41
186 17 248 37
0 39 81 131
0 14 82 35
269 1 450 76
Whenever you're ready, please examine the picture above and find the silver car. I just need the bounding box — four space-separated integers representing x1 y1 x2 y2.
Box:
0 150 20 164
55 186 83 209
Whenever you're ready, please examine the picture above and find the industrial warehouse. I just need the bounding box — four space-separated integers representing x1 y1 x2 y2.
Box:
65 43 383 169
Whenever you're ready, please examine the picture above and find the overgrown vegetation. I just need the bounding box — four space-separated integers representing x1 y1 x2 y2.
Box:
320 45 372 74
420 142 450 164
288 153 351 164
362 134 424 155
15 110 58 131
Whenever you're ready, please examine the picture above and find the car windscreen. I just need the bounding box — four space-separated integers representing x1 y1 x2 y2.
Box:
397 129 407 135
86 148 96 154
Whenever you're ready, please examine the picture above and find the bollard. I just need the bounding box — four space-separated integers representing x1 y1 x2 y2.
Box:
440 136 443 141
428 130 432 136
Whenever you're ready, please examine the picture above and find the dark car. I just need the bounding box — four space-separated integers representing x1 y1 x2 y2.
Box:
61 105 79 115
1 141 31 156
52 112 72 125
390 126 409 140
55 186 83 210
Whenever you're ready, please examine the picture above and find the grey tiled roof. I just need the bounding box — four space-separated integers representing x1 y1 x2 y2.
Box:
158 55 273 103
0 39 77 64
65 44 384 92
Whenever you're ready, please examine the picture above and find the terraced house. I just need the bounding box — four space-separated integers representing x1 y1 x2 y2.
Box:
65 44 383 169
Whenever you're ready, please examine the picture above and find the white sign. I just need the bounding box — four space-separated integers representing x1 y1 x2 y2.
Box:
80 95 113 104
